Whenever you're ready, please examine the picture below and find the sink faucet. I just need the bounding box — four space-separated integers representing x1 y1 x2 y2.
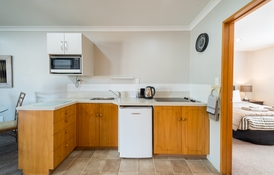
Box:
109 90 121 98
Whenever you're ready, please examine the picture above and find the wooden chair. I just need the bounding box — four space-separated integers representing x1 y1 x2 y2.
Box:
0 92 26 141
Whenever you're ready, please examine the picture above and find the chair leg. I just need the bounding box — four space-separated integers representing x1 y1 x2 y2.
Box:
13 129 18 143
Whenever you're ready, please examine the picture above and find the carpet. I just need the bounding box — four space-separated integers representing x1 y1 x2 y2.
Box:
0 132 22 175
233 138 274 175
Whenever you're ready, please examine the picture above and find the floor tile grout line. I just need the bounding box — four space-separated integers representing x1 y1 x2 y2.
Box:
137 158 139 174
63 150 82 173
117 154 122 173
153 157 157 174
81 151 94 174
201 159 213 174
96 150 109 174
185 159 194 174
169 159 176 175
186 159 213 174
99 159 107 175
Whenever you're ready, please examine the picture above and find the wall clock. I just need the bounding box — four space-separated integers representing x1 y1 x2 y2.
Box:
195 33 209 52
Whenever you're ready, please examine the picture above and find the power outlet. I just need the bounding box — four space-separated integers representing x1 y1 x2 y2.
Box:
135 79 140 84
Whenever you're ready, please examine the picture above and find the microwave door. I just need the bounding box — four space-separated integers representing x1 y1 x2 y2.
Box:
52 59 72 69
51 58 81 73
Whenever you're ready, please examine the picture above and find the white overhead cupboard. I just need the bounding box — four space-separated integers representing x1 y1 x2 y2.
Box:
47 33 82 55
47 33 94 76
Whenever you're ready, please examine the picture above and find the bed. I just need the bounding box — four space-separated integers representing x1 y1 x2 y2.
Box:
232 90 274 145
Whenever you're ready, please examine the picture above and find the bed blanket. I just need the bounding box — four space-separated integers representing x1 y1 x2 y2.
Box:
233 102 274 130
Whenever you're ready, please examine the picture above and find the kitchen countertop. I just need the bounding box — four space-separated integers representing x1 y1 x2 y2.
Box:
17 97 207 111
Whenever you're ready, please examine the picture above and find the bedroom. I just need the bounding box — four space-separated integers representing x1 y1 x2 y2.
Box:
233 0 274 173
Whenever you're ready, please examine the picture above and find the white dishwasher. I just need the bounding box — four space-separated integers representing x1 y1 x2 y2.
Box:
119 106 152 158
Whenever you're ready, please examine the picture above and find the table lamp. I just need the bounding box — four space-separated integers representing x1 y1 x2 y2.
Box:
240 85 252 101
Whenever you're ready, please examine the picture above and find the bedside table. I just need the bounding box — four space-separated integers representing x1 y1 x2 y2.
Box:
248 99 264 105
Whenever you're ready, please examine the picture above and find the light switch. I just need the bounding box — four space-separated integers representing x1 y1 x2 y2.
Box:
135 79 140 84
215 77 219 86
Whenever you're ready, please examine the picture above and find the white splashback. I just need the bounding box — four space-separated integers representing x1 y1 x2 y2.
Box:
190 84 212 103
67 84 190 98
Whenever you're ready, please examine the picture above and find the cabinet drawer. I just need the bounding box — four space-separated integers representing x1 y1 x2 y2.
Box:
54 105 76 123
53 135 76 168
54 123 76 150
54 114 76 134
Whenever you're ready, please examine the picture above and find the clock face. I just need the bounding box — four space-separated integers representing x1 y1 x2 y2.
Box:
195 33 209 52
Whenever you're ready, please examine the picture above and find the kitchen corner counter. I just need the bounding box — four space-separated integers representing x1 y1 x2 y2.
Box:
17 97 206 111
16 99 77 110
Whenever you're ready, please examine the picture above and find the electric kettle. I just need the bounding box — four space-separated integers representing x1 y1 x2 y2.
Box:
144 86 156 99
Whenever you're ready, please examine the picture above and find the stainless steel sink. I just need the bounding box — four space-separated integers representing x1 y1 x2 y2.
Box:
90 97 116 100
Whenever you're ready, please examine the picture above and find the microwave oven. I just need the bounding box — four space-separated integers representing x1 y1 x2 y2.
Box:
50 55 81 74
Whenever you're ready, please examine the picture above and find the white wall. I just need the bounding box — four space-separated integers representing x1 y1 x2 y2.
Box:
83 32 190 83
0 31 190 120
234 51 253 86
189 0 251 171
234 51 254 99
235 46 274 106
252 46 274 106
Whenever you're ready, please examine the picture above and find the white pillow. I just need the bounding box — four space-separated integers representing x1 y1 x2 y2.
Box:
233 90 242 102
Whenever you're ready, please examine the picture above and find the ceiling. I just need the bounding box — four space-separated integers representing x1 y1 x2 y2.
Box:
0 0 214 29
0 0 273 51
235 0 274 51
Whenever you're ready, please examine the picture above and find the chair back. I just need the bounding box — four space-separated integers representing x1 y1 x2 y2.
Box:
15 92 26 121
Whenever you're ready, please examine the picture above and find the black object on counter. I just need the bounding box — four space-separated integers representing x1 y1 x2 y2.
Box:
139 88 145 98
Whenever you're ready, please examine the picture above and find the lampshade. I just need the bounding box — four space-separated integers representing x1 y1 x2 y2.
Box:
240 85 252 92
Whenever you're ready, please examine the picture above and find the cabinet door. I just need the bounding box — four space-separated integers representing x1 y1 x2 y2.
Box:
154 106 182 154
47 33 65 54
77 103 100 147
181 106 209 155
64 33 82 54
99 103 118 147
47 33 82 54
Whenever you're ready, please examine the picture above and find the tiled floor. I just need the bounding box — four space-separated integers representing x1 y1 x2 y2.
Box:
52 150 220 175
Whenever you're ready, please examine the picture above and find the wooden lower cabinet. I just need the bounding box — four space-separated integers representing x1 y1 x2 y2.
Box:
18 102 207 174
18 104 76 175
154 106 209 155
154 106 182 154
76 103 118 147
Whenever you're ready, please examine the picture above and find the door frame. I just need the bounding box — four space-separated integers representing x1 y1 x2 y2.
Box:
220 0 269 174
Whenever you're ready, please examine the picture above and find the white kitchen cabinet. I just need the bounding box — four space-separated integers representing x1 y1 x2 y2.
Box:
47 33 82 54
47 33 94 76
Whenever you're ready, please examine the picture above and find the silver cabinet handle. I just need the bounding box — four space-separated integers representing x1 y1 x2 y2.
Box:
131 113 141 115
61 41 64 50
65 41 68 50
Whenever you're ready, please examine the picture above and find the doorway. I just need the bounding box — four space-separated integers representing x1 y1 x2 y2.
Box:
220 0 270 174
